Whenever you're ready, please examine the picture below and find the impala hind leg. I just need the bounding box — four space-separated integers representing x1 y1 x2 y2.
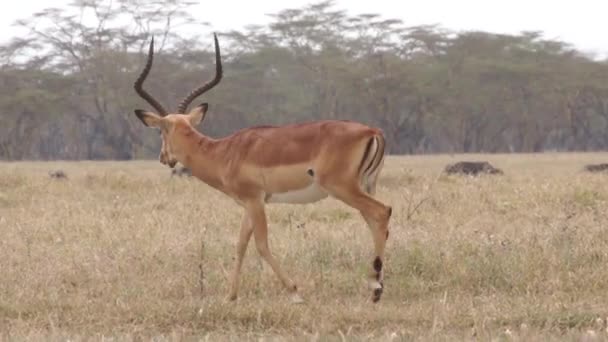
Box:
247 201 303 303
228 212 254 301
323 182 391 302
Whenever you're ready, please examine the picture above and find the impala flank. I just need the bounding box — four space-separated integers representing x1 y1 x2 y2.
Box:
133 34 392 303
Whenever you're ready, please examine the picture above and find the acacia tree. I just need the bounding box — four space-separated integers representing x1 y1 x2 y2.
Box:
1 0 205 159
1 0 608 159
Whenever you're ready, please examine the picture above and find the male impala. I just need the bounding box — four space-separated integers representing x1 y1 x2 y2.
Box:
133 34 392 303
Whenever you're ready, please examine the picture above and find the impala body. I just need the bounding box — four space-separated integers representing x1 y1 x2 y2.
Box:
134 34 392 303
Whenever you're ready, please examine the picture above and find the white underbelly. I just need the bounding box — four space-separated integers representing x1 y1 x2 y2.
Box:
265 183 328 204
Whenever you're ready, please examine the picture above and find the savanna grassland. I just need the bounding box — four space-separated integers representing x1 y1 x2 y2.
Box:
1 153 608 341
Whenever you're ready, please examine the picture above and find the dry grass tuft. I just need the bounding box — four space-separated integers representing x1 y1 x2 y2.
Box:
1 153 608 340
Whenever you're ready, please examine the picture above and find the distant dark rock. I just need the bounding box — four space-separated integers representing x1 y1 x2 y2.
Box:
48 170 68 179
584 163 608 173
444 161 503 176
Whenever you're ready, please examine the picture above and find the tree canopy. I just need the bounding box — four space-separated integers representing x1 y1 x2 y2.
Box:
1 0 607 160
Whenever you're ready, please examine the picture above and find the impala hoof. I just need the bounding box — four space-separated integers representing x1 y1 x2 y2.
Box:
368 280 384 303
291 292 305 304
372 287 383 303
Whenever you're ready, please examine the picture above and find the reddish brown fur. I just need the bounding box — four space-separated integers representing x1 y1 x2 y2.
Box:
137 109 392 302
168 118 382 201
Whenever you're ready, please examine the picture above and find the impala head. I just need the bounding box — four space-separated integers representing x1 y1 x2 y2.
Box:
133 34 222 168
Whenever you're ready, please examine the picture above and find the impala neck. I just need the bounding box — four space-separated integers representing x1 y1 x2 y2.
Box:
172 125 220 178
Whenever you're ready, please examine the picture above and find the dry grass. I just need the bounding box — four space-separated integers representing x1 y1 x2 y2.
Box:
1 153 608 341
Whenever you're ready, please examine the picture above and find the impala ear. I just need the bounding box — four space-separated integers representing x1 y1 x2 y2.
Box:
134 109 162 128
189 103 209 126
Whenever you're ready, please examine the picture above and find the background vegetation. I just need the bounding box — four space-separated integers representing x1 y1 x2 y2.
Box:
2 0 608 160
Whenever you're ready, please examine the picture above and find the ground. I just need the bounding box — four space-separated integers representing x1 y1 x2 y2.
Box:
1 153 608 341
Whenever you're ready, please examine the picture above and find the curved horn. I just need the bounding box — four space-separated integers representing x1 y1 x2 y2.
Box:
134 37 168 116
176 33 223 114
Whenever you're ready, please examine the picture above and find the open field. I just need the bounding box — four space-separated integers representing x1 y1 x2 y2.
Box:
1 153 608 341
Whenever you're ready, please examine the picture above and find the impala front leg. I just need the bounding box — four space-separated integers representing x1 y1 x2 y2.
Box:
247 200 304 303
228 212 254 301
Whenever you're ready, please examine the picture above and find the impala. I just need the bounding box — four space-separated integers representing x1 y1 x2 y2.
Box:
133 34 392 303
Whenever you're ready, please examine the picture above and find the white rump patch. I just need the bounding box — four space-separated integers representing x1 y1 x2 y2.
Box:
266 182 328 204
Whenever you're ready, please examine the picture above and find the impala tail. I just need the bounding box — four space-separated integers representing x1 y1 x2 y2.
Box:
358 131 386 195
